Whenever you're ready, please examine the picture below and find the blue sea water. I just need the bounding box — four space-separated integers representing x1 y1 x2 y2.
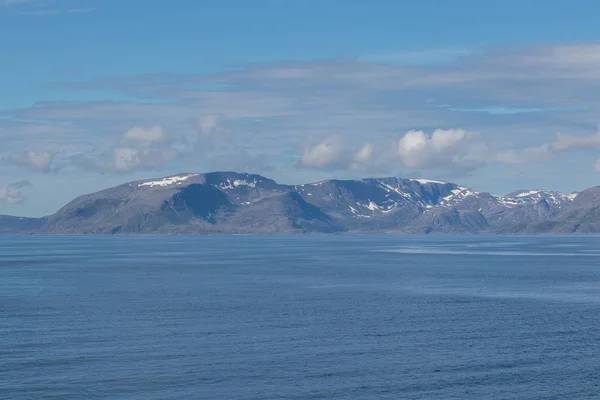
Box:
2 235 600 399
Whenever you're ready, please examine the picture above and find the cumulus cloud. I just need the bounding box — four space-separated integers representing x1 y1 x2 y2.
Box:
297 138 389 173
197 115 228 136
73 147 178 173
7 151 55 172
396 128 482 172
299 136 345 170
73 125 178 173
349 143 374 171
0 180 32 204
354 143 373 163
112 147 177 172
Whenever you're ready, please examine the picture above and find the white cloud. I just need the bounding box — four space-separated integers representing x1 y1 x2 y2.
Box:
497 127 600 166
349 143 374 171
299 136 345 170
122 125 168 144
297 138 389 172
76 147 178 173
113 148 141 172
73 125 178 173
496 144 554 164
396 128 478 170
553 130 600 152
0 180 31 204
354 143 373 163
360 47 472 65
110 147 177 172
504 44 600 78
197 115 227 136
7 151 54 171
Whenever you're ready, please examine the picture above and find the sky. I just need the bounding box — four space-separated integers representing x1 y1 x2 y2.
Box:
2 0 600 216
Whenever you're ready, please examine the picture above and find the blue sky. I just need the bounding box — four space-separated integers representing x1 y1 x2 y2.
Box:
2 0 600 216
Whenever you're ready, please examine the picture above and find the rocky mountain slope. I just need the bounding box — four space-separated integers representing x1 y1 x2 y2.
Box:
0 171 595 234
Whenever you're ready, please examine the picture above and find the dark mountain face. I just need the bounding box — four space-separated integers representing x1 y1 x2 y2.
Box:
222 192 338 234
0 172 594 234
161 184 232 224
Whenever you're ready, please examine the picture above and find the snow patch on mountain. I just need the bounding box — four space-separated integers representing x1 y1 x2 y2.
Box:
220 179 258 190
497 189 577 208
516 190 542 198
409 178 448 185
439 186 480 206
349 205 370 218
138 174 199 188
377 181 412 199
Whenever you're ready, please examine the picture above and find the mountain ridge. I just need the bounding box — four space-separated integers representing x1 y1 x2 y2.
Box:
1 171 597 235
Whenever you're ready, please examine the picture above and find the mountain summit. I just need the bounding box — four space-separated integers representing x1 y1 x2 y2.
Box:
1 172 597 234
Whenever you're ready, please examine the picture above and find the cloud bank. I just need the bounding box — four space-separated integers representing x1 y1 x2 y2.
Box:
72 125 178 173
496 126 600 171
4 42 600 189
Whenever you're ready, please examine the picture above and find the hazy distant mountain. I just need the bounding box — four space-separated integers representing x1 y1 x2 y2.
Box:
0 171 596 234
0 215 47 234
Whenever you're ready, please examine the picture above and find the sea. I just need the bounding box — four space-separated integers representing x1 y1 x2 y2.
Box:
2 235 600 399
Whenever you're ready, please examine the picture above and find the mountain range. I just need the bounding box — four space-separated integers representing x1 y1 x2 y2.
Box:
2 171 600 234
